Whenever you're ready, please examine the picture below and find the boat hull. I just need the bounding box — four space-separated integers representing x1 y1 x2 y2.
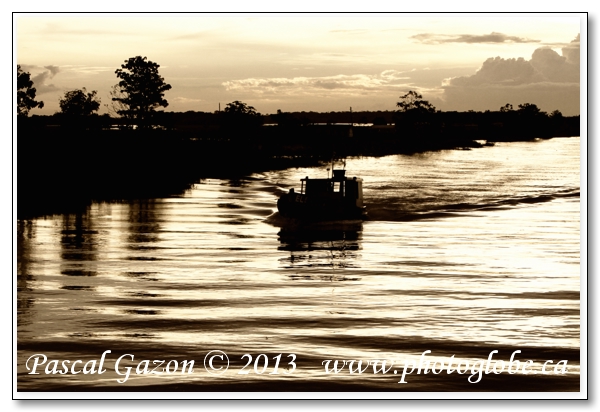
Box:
277 192 366 221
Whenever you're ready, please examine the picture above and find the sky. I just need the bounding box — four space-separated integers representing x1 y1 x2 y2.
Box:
15 13 583 116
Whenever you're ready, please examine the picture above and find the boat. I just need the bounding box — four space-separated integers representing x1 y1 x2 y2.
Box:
277 169 366 220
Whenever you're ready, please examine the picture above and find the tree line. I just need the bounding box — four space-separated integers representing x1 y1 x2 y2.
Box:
17 56 173 129
17 57 576 137
17 56 262 131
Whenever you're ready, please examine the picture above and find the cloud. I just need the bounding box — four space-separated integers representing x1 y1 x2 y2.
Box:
439 37 580 115
30 65 61 94
44 65 60 76
61 65 114 75
171 96 203 103
412 32 540 44
530 47 579 83
222 70 413 97
561 34 580 65
447 56 541 86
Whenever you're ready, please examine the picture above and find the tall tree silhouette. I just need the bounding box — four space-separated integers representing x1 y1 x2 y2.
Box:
17 65 44 116
396 90 436 113
395 90 437 139
113 56 171 128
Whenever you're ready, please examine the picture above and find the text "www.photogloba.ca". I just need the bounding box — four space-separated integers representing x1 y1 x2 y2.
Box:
322 350 569 383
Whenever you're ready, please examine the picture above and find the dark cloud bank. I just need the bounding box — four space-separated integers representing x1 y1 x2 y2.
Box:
412 31 540 44
438 35 580 115
27 65 61 95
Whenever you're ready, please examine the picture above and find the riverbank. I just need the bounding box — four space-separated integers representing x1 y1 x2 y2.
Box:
16 124 575 219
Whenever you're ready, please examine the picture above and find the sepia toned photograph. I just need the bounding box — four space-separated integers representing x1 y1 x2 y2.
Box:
14 12 584 399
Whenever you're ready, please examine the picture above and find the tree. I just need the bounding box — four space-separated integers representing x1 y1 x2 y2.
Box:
517 103 544 116
500 103 513 112
550 109 563 119
224 100 260 117
513 103 548 137
395 91 437 138
105 85 131 129
113 56 172 128
220 101 263 141
396 90 436 113
222 100 262 127
17 65 44 116
59 88 100 116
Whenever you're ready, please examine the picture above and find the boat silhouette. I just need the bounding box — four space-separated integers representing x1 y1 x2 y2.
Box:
277 169 366 220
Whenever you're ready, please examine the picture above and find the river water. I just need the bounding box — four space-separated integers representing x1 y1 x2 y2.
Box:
16 137 581 394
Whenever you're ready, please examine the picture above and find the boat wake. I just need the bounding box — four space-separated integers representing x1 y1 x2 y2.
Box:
366 188 580 222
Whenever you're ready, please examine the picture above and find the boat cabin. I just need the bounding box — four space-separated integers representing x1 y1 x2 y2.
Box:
277 169 366 220
299 169 364 208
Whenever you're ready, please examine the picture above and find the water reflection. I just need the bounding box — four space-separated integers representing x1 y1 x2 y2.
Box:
126 199 162 249
123 200 164 314
277 220 363 271
16 220 36 326
60 212 98 278
224 178 251 188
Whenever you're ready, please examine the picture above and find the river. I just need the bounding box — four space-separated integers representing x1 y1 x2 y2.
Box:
16 136 581 394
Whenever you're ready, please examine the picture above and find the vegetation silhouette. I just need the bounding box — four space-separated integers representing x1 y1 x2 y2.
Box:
396 90 436 113
17 65 44 116
220 100 263 140
113 56 172 129
56 88 101 129
59 88 100 116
